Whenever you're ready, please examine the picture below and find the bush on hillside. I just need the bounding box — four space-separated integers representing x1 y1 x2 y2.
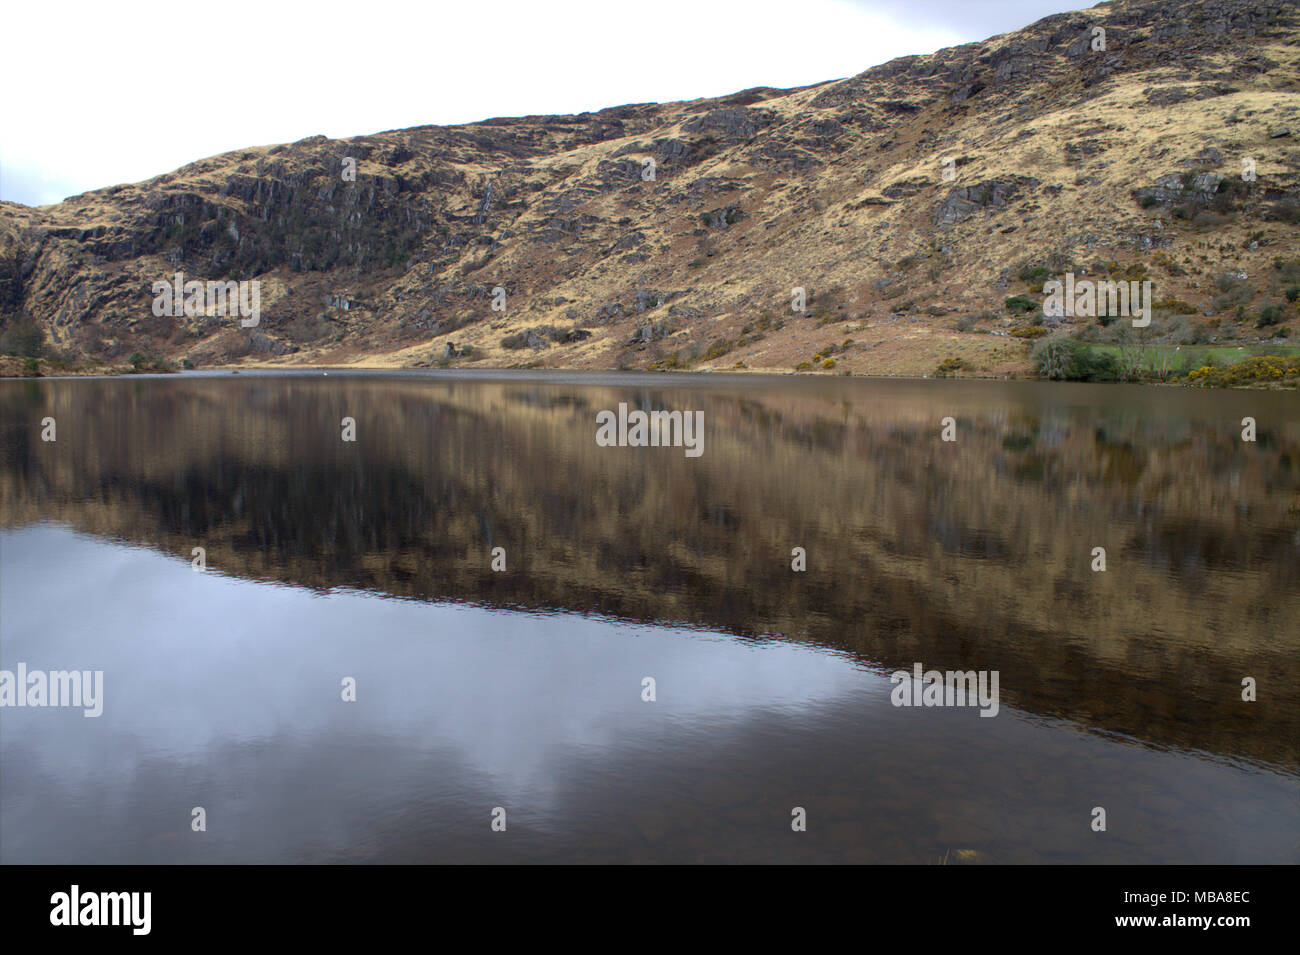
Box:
1031 338 1120 382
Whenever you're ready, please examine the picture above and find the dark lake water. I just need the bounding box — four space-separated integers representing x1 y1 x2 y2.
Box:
1 370 1297 863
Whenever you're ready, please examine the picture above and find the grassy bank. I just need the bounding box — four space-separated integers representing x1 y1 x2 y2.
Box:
0 354 178 378
1030 337 1300 388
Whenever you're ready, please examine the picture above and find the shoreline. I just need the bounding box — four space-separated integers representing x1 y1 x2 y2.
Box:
3 359 1296 389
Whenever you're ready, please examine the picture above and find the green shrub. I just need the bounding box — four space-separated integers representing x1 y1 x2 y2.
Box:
123 352 176 374
703 338 735 361
0 317 44 357
1069 345 1120 381
1032 339 1072 380
1212 274 1255 313
1011 325 1049 339
1154 298 1198 315
1256 304 1285 328
1268 199 1300 224
1192 210 1232 228
1030 338 1119 381
1150 251 1186 276
1005 295 1039 314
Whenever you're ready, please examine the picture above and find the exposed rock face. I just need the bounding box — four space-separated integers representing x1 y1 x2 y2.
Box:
0 0 1296 372
1134 172 1226 207
681 107 773 141
522 329 550 350
249 331 297 356
935 178 1041 228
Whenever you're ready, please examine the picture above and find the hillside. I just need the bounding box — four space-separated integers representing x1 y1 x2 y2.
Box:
1 0 1298 376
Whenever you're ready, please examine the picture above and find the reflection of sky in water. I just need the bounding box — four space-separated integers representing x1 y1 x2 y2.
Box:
4 524 1297 864
1 524 872 799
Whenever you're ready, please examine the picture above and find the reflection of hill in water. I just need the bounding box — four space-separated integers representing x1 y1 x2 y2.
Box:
3 374 1298 771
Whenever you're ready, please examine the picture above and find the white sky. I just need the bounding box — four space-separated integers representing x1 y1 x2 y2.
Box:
0 0 1085 206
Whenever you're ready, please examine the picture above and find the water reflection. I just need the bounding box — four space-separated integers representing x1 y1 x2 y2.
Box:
1 372 1297 863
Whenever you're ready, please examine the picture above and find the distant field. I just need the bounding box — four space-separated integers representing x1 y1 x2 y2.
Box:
1083 341 1300 374
1087 342 1299 358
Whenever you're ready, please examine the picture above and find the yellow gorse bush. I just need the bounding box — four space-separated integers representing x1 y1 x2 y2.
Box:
1183 355 1300 387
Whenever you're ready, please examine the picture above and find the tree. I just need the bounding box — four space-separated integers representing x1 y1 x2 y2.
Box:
0 315 43 357
1031 339 1072 380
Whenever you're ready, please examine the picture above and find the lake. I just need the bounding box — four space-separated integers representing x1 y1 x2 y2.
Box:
1 370 1297 863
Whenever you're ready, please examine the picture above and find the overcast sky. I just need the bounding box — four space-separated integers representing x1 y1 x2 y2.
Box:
1 0 1090 207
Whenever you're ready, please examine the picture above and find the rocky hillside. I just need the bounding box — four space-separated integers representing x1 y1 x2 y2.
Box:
1 0 1297 375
